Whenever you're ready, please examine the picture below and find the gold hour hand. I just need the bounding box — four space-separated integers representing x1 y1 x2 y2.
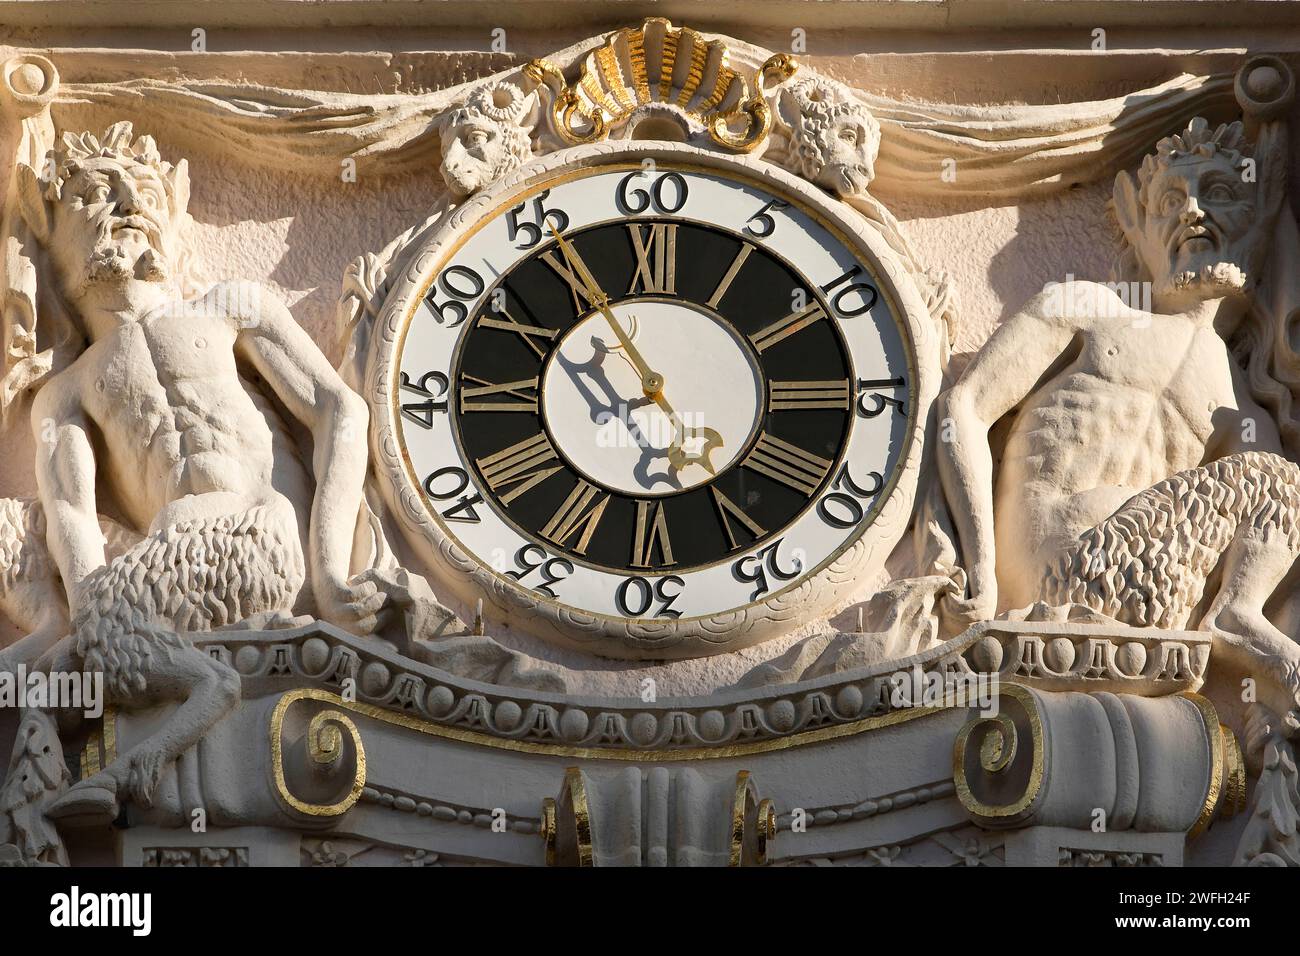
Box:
648 390 724 475
550 226 664 396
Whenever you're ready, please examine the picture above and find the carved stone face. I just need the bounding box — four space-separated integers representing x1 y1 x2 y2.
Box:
438 111 532 199
778 81 881 200
806 112 877 197
48 155 176 294
1135 151 1261 300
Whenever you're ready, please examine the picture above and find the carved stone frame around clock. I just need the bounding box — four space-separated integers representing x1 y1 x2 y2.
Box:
365 140 941 660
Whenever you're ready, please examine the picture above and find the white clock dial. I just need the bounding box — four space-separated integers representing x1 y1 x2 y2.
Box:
370 146 933 658
540 298 763 497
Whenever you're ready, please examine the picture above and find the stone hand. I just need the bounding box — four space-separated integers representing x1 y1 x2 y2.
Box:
318 571 396 636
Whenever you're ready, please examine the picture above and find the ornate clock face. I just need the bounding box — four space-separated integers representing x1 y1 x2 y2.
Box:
381 152 924 656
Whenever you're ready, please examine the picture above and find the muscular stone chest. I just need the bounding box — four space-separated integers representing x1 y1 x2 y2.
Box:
84 313 268 492
1080 320 1236 439
140 309 239 382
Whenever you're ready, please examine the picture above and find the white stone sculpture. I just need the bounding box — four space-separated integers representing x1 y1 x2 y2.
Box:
938 110 1300 724
769 75 881 199
0 121 389 819
438 82 539 199
0 121 555 829
0 16 1287 870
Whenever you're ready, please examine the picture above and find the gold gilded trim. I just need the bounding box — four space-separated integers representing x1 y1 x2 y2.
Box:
541 796 558 865
565 767 594 867
79 707 117 779
1220 724 1247 819
102 705 118 763
525 19 790 152
1181 691 1224 838
269 691 368 817
728 769 754 866
952 682 1046 821
708 54 798 154
79 732 99 778
269 688 956 763
756 797 776 865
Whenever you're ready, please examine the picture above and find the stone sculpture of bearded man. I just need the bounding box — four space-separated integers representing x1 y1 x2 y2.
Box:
0 122 432 823
939 114 1300 725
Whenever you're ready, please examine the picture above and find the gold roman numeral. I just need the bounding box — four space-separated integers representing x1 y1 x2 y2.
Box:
626 223 678 296
768 380 851 411
631 500 675 568
748 299 827 353
707 243 754 309
541 480 610 555
541 245 602 315
475 432 562 504
477 305 557 360
710 487 766 552
741 432 832 496
458 374 539 413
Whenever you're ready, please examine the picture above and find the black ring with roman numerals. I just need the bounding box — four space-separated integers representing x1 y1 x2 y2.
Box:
444 217 854 574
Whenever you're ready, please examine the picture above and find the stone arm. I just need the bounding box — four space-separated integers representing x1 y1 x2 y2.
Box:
30 382 105 616
935 293 1078 619
230 281 377 631
1211 359 1285 459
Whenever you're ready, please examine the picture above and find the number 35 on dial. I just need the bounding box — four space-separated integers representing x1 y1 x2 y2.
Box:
385 158 921 653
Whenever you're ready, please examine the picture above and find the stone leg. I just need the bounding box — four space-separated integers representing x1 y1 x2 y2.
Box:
48 644 240 823
1201 524 1300 723
45 497 307 824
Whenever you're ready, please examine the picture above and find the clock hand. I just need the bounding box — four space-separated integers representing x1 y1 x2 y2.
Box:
550 226 664 396
654 389 725 475
550 226 723 473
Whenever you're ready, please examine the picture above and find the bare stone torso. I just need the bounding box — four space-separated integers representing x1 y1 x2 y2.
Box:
995 310 1243 608
69 301 293 534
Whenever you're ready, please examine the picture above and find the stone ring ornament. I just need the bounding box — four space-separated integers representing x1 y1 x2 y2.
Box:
1235 54 1295 123
365 140 939 659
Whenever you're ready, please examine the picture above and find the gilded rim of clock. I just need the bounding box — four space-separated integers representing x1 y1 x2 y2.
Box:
382 152 922 633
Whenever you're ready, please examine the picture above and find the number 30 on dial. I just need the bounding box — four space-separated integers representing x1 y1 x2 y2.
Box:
383 154 924 656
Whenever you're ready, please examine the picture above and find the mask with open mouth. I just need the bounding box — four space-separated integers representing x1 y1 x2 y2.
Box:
1114 117 1264 305
18 122 192 301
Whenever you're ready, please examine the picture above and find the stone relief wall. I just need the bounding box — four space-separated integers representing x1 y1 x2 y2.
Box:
0 8 1297 868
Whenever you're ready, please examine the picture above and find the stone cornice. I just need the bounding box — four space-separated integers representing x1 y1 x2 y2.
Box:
4 1 1300 33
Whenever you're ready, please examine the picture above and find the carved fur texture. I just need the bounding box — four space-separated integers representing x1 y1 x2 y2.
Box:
73 500 305 697
1042 451 1300 628
0 497 55 625
0 496 140 636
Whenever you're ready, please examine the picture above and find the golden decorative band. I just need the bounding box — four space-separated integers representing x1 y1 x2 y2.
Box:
1180 691 1225 838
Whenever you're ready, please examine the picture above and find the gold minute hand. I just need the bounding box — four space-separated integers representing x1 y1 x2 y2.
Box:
550 226 722 474
550 226 664 395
